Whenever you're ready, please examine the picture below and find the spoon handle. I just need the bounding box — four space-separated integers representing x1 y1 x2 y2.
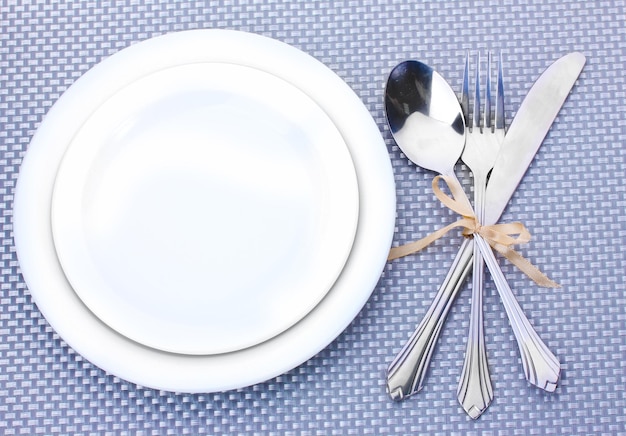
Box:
386 238 473 400
475 236 561 391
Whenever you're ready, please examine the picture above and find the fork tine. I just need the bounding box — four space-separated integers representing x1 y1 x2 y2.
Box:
472 52 481 129
495 51 505 130
461 51 470 127
484 52 492 130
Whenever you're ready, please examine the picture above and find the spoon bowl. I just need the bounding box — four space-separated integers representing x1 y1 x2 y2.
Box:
385 60 465 176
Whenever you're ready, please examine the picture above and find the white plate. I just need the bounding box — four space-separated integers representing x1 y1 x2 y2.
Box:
50 61 359 355
13 29 396 392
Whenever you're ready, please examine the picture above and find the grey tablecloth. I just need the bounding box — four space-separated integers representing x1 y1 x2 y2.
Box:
2 1 625 434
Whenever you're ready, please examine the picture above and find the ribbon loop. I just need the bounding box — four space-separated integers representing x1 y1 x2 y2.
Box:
388 175 559 288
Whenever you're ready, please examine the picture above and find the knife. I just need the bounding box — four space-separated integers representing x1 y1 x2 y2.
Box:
484 52 586 225
386 52 586 401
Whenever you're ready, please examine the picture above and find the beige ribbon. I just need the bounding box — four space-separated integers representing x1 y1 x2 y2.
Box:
388 175 560 288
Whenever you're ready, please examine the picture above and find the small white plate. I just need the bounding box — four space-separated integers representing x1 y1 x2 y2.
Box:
13 29 396 392
50 62 359 355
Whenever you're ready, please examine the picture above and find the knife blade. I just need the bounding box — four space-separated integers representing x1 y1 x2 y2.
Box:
386 52 586 401
484 52 586 225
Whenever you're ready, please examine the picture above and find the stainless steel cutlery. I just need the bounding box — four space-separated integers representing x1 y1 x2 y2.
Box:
385 52 586 418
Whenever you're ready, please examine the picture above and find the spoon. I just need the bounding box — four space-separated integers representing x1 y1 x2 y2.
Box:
385 60 467 192
385 60 472 398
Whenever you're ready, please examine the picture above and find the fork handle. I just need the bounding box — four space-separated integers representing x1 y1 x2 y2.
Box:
386 239 473 400
457 238 493 418
457 171 493 419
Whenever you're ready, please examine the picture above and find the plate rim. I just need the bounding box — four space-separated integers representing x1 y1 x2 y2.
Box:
13 29 396 392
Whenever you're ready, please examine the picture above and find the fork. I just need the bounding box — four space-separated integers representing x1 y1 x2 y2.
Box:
456 52 503 419
459 53 561 410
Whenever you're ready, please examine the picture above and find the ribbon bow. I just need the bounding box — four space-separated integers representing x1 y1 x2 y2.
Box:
388 175 559 288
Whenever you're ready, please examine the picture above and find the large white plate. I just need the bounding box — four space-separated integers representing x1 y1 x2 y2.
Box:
50 61 359 355
13 29 396 392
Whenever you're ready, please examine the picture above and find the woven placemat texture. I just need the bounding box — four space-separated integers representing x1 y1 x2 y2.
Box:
1 1 625 434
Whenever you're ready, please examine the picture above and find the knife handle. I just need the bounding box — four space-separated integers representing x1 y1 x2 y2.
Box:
386 239 473 400
475 236 561 391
